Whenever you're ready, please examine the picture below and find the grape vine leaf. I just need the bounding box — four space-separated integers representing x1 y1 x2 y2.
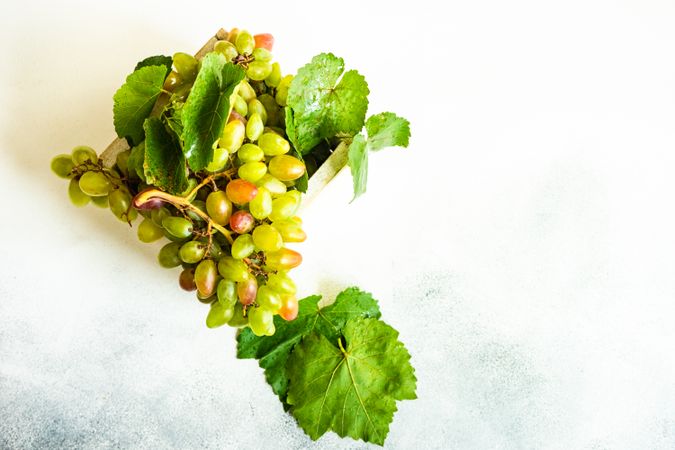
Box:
286 318 417 445
134 55 173 77
237 288 381 402
142 117 189 194
181 53 245 172
286 53 370 154
348 112 411 201
113 65 167 145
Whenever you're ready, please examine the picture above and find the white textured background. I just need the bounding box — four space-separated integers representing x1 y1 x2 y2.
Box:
2 0 675 448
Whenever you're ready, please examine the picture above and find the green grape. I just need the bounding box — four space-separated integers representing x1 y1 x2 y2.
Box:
205 190 233 225
252 224 282 252
252 47 272 62
228 303 248 327
78 171 111 197
258 133 290 156
238 161 267 183
186 200 207 223
109 188 134 221
238 80 257 102
246 61 273 81
256 285 282 312
91 195 109 208
195 259 218 298
237 143 264 162
269 192 300 222
151 207 171 227
245 113 264 142
214 40 239 61
248 307 274 336
231 233 255 259
275 75 293 106
208 240 224 258
258 94 280 126
266 271 297 294
219 120 246 152
249 187 272 220
218 257 250 282
173 52 199 82
68 178 90 207
247 99 267 124
265 62 281 88
116 150 130 176
206 147 229 172
268 155 306 181
162 216 193 239
217 279 238 307
197 291 216 304
206 301 234 328
256 174 287 196
272 219 307 242
138 218 164 243
179 240 207 264
51 154 74 179
71 145 97 165
235 30 255 54
237 277 258 305
158 242 182 268
178 177 199 197
233 95 248 117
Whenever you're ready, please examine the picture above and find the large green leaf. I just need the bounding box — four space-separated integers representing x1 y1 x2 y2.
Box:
237 288 381 402
181 53 245 172
286 318 417 445
134 55 173 77
347 133 368 201
113 65 167 145
142 117 188 194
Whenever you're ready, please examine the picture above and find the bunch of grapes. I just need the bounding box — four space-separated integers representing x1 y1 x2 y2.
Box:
50 29 308 336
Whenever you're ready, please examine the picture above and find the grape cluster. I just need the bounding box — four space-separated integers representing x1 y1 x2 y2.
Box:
51 29 308 336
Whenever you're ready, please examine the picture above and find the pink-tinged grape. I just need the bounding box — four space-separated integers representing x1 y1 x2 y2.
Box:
254 33 274 51
248 307 274 336
137 218 164 243
217 279 238 307
225 179 258 205
256 174 287 196
214 40 238 61
238 80 256 102
237 277 258 306
179 268 197 291
245 114 264 142
269 193 299 222
206 301 235 328
68 178 90 207
272 219 306 243
238 161 267 183
51 154 74 179
158 242 182 268
258 133 290 156
256 286 281 312
228 303 248 327
78 171 111 197
218 257 250 282
278 294 299 321
249 187 272 220
265 62 281 88
252 224 283 252
238 143 264 162
195 259 218 298
229 210 255 234
71 146 97 165
229 110 247 125
266 271 297 294
268 155 306 181
231 234 255 259
265 248 302 271
247 99 267 124
235 30 255 54
162 216 193 239
205 190 233 225
179 240 207 264
247 60 273 81
219 120 246 152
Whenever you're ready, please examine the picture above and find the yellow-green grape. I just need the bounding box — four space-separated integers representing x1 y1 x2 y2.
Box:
237 143 264 162
258 94 280 126
217 279 238 307
245 113 264 142
158 242 182 268
233 95 248 117
71 146 97 165
258 133 290 156
228 303 248 327
137 218 164 243
109 188 135 221
247 99 267 124
68 178 90 207
272 219 307 242
116 150 130 176
151 207 171 227
275 75 293 106
252 47 272 62
267 271 297 294
269 192 300 222
179 240 207 264
248 306 274 336
227 28 240 44
214 40 238 61
231 234 255 259
195 259 218 298
51 154 75 179
162 216 193 239
173 52 199 82
256 174 287 196
206 147 229 172
268 155 306 181
235 30 255 54
256 286 282 312
217 257 250 282
238 80 257 102
246 61 273 81
238 161 267 183
78 171 111 197
91 195 109 208
265 62 281 87
219 120 246 153
206 301 234 328
249 187 273 220
252 224 283 252
205 190 233 226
